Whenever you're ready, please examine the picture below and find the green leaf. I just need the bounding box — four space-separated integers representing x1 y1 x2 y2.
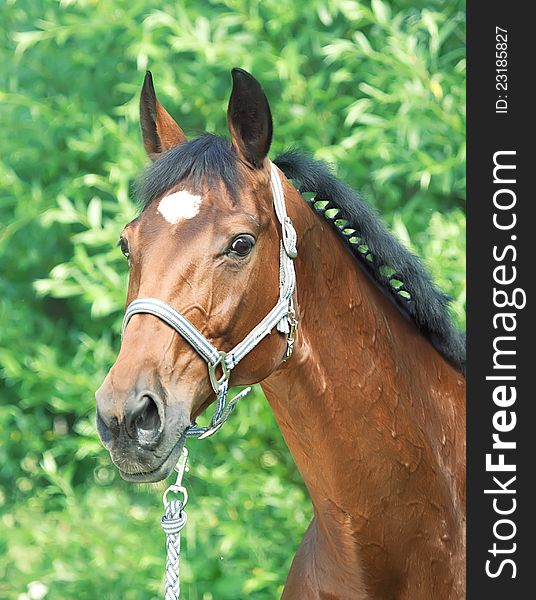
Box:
371 0 391 26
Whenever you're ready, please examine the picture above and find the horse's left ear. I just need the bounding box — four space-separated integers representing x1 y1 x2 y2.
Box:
140 71 187 160
227 68 273 169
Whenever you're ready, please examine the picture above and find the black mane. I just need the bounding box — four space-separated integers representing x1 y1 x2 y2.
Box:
275 150 466 373
135 135 465 373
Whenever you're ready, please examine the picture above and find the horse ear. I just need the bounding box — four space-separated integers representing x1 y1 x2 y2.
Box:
140 71 187 160
227 68 273 169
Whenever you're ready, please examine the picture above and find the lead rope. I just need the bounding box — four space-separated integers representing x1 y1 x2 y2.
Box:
161 448 189 600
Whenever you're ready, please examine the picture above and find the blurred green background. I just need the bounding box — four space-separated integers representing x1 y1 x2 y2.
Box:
0 1 465 598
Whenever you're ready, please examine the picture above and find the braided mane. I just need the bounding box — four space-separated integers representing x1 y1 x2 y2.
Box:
274 150 466 373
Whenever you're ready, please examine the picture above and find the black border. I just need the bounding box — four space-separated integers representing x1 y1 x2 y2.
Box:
467 2 532 596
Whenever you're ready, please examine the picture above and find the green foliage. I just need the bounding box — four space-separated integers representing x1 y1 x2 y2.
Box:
1 0 465 598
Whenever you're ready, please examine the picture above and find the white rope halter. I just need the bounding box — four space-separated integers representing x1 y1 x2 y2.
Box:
121 161 298 439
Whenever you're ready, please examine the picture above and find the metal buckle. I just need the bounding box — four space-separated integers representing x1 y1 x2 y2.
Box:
284 308 298 361
208 351 229 394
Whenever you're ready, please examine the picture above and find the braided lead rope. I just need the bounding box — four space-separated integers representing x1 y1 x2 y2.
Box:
161 448 189 600
161 499 187 600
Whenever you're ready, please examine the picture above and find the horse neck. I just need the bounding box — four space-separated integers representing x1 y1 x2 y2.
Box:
261 182 466 556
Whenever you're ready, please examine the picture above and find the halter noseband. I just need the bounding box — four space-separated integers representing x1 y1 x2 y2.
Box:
121 162 298 439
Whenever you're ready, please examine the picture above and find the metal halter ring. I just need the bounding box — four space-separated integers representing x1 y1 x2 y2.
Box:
208 351 229 394
163 485 189 509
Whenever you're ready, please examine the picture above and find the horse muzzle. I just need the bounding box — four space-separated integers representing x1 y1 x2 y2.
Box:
95 385 191 483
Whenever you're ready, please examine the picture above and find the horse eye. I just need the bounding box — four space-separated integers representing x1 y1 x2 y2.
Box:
229 235 255 257
118 237 130 258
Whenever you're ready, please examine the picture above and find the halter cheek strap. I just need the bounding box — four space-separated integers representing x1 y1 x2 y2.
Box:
121 162 298 439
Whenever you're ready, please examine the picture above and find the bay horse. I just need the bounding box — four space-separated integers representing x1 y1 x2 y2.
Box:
95 68 466 599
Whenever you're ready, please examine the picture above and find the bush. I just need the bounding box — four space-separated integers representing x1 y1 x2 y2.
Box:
0 1 465 598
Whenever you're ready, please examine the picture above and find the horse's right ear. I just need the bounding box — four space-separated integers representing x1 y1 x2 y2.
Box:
227 68 272 169
140 71 187 160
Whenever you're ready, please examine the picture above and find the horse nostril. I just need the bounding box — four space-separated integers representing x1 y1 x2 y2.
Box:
126 393 162 443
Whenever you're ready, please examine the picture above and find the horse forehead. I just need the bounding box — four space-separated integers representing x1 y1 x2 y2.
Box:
155 185 270 227
156 190 203 224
